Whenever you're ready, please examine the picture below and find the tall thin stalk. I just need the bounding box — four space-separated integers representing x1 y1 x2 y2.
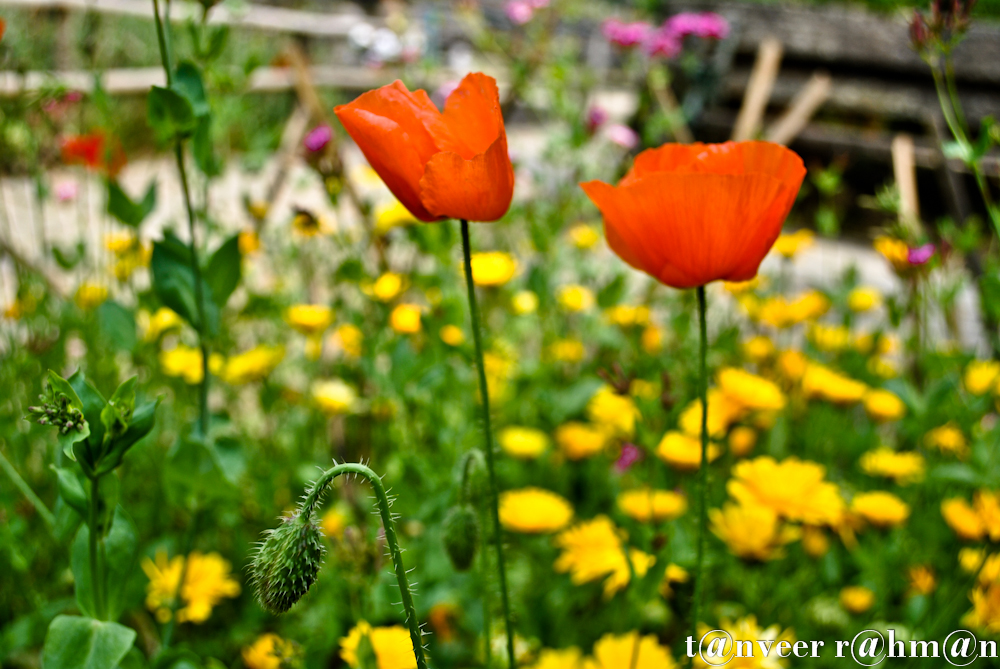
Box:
89 475 108 620
691 285 709 635
0 447 55 529
460 219 516 669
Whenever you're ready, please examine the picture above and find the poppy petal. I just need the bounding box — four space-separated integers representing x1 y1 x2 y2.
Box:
622 143 708 186
419 135 514 222
443 73 504 157
335 106 441 222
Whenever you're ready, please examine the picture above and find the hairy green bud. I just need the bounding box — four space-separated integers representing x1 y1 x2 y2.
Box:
26 386 86 435
458 449 489 507
251 509 326 615
442 504 479 572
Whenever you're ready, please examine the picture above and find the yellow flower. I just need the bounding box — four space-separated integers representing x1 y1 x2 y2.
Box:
874 236 910 273
74 282 108 311
808 323 851 353
142 550 240 624
862 389 906 422
617 487 687 522
291 209 334 237
656 431 722 471
848 287 881 312
694 616 794 669
220 346 284 385
659 563 690 598
925 423 968 457
439 325 464 346
641 325 664 354
851 491 909 527
801 525 830 557
550 339 586 363
238 229 260 255
630 379 658 400
554 516 654 599
801 363 868 404
340 621 416 669
470 251 517 287
336 324 364 358
374 200 418 235
965 360 1000 395
556 285 595 312
390 304 421 334
604 305 650 328
512 290 539 315
372 273 406 302
710 502 799 561
242 634 295 669
840 586 875 614
859 448 924 484
868 356 899 379
729 456 845 526
678 389 744 438
743 336 775 363
966 583 1000 634
286 304 333 337
139 307 183 342
908 566 937 596
247 200 270 222
568 223 601 249
773 229 814 259
584 632 675 669
757 291 829 328
718 368 786 412
587 386 640 439
942 498 986 540
776 349 808 383
499 488 573 533
312 379 358 414
484 348 516 402
724 277 760 295
498 426 548 459
728 426 757 458
530 647 585 669
159 345 223 385
975 490 1000 541
321 507 348 539
555 422 607 460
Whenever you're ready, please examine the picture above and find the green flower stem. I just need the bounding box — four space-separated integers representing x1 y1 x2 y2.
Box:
460 218 516 669
0 447 54 529
691 285 709 637
159 508 200 652
89 475 108 620
303 462 428 669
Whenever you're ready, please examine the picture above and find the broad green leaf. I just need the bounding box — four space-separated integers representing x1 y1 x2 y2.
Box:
106 180 157 228
97 398 160 476
41 615 135 669
597 274 625 308
68 371 107 473
52 466 88 518
151 240 220 335
204 235 241 308
97 301 137 352
147 86 197 142
192 115 220 177
172 62 210 118
71 506 136 620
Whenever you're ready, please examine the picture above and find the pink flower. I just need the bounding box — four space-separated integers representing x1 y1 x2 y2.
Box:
303 125 332 152
615 443 644 473
665 12 730 40
606 123 639 149
54 180 78 202
527 0 549 7
602 19 652 48
434 80 460 104
908 243 936 265
505 0 534 25
643 28 681 58
586 106 609 133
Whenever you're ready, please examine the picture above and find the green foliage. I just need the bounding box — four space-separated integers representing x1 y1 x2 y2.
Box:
41 616 136 669
107 181 157 228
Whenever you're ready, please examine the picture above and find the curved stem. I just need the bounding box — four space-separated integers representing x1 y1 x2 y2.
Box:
303 462 428 669
460 219 516 669
0 447 55 530
692 285 709 635
89 475 107 620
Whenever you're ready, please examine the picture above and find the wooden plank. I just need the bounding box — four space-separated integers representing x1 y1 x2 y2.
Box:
765 71 831 145
892 134 922 234
730 37 782 141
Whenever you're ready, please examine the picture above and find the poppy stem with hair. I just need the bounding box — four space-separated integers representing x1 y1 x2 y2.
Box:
460 219 516 669
692 285 709 637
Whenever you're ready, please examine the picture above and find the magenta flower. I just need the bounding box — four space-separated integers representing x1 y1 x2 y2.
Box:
527 0 550 7
586 106 609 133
602 19 652 48
615 443 644 473
304 125 332 153
908 243 936 265
643 28 681 58
505 0 534 25
606 123 639 149
665 11 730 40
55 180 78 202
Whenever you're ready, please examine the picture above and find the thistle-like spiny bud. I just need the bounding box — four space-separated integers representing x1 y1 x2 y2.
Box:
442 504 479 572
250 508 326 615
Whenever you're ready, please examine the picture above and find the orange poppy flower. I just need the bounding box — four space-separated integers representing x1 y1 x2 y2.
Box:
580 141 805 289
334 72 514 223
61 133 126 176
0 17 6 42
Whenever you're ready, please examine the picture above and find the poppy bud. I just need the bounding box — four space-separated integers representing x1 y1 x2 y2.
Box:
910 10 930 51
251 509 326 614
458 449 489 507
442 504 479 571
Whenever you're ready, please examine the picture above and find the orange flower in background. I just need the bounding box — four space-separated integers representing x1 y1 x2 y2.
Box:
61 132 126 176
334 72 514 223
0 17 6 42
580 141 805 289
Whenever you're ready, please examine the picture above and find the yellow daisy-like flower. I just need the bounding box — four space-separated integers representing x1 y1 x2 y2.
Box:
340 621 416 669
873 236 910 273
321 507 348 540
242 633 295 669
717 368 786 412
710 502 799 561
742 336 775 363
372 273 406 302
604 305 650 328
859 448 924 485
617 488 687 523
499 488 573 533
374 199 419 235
848 287 882 312
801 363 868 404
238 229 260 255
556 285 595 312
312 379 358 415
694 616 794 669
550 339 586 363
336 323 364 358
965 583 1000 634
757 291 829 328
530 647 585 669
511 290 539 315
568 223 601 250
656 431 722 471
724 277 760 295
942 498 986 540
925 423 968 457
775 349 808 383
219 345 284 385
554 516 655 599
728 426 757 458
678 389 744 439
772 228 814 259
439 325 464 346
142 550 240 624
555 422 607 460
159 345 224 385
908 565 937 596
801 525 830 557
587 386 640 439
470 251 517 287
659 563 690 598
139 307 183 342
498 426 549 459
390 304 422 334
285 304 334 337
851 491 909 527
74 281 108 311
585 631 675 669
728 456 845 526
965 360 1000 395
840 586 875 614
808 323 851 353
863 389 906 422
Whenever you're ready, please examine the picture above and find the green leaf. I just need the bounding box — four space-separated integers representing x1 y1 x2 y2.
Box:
192 115 220 177
147 86 197 142
107 181 157 228
172 62 210 118
597 274 625 309
204 235 241 308
97 301 137 352
151 239 219 335
41 615 135 669
163 435 234 508
100 377 136 449
52 242 87 270
68 371 107 474
929 463 980 485
52 466 88 519
96 398 160 476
